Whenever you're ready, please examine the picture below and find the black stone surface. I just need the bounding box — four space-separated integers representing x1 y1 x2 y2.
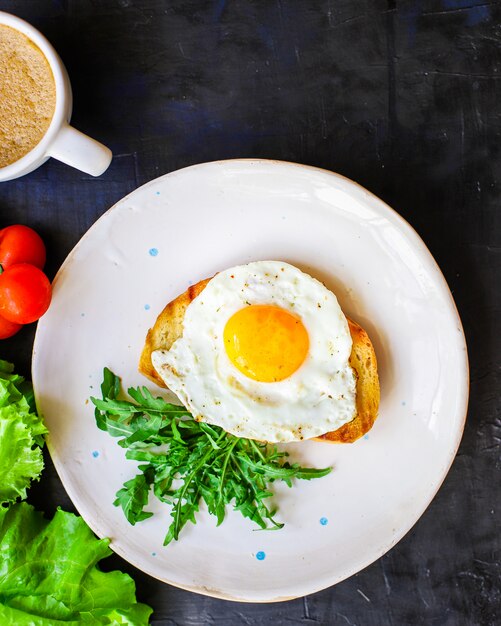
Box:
0 1 500 625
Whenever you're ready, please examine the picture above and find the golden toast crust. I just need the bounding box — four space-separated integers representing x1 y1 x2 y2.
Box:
139 278 380 443
139 278 211 387
314 319 380 443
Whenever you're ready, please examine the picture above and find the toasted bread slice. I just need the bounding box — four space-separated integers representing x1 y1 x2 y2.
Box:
315 318 379 443
139 278 380 443
139 278 212 387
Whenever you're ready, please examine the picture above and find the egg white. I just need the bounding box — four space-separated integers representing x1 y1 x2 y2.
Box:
152 261 356 443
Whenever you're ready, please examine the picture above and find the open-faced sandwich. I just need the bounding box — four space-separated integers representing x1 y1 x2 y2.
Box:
139 260 379 444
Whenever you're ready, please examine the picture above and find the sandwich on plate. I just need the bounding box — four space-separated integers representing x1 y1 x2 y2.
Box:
139 260 379 444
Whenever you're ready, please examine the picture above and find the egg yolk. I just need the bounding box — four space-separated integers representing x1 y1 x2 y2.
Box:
223 304 309 382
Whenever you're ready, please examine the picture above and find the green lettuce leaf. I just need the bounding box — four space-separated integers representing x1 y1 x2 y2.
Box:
0 502 153 625
0 360 48 504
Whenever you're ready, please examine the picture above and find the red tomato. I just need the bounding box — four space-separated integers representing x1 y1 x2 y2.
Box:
0 224 46 270
0 314 22 339
0 264 52 324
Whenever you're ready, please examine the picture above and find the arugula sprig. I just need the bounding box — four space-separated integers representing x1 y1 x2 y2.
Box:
91 368 331 546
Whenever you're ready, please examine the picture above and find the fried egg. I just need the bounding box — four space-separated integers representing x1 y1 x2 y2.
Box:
151 261 356 443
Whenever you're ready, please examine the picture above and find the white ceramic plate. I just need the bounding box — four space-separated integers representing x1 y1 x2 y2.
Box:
33 160 468 602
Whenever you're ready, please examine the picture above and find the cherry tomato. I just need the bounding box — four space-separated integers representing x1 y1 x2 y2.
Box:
0 224 46 270
0 314 22 339
0 264 52 324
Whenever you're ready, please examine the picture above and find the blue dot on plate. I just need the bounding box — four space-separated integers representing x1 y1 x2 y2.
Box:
320 517 328 526
92 450 99 458
152 552 157 557
256 551 266 561
402 401 406 406
149 248 159 257
364 434 370 440
155 191 160 195
144 304 151 310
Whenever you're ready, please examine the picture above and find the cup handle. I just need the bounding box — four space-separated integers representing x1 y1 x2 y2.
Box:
48 124 112 176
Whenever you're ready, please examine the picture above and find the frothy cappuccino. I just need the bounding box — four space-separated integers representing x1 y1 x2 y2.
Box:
0 24 56 167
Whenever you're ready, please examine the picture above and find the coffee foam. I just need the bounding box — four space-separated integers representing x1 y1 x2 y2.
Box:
0 24 56 167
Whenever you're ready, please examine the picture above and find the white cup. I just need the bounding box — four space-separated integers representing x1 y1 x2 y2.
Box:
0 12 112 181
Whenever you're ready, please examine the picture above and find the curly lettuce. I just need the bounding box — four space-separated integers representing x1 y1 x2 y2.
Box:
0 360 47 504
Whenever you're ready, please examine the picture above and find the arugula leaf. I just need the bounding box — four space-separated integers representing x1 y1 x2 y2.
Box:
92 369 332 546
114 469 154 525
0 502 152 625
0 360 48 504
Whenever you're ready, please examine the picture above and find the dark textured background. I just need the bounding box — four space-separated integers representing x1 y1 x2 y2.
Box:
1 1 500 624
